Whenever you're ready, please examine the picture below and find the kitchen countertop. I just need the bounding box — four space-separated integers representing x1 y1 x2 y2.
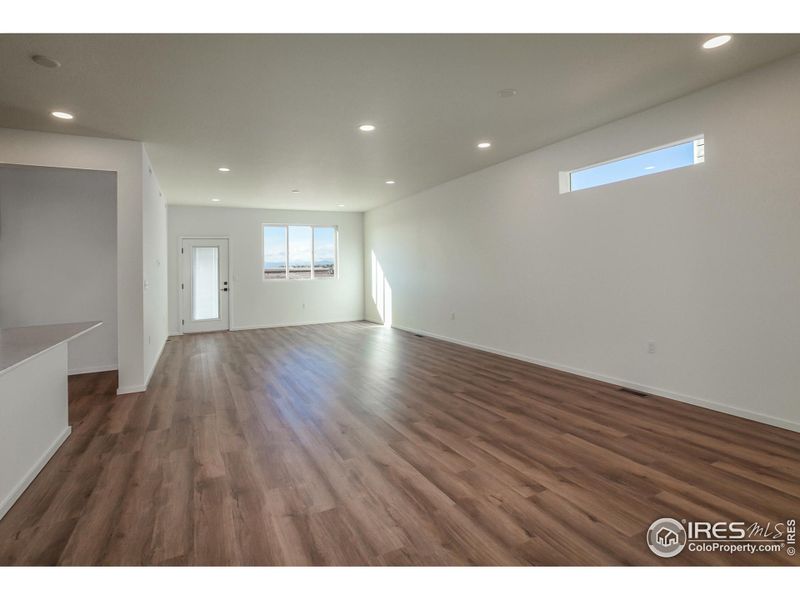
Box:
0 322 102 377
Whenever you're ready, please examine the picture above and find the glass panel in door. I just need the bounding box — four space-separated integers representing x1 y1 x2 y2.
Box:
192 246 220 320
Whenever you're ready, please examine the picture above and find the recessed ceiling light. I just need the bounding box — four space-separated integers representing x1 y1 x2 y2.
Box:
498 88 517 98
32 54 61 68
51 111 73 120
477 141 492 149
218 167 230 172
358 124 376 132
337 204 345 207
385 180 396 185
211 198 221 202
291 189 300 194
644 165 655 170
702 35 732 50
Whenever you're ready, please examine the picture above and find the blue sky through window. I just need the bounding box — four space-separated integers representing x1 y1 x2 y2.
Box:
288 226 312 268
314 227 335 267
570 139 701 192
263 225 286 269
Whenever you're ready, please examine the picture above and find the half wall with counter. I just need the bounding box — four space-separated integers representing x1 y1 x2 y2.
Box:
0 321 101 520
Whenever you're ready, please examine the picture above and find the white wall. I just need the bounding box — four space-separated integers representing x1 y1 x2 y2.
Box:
0 128 167 393
364 53 800 432
0 342 70 520
168 206 364 333
0 165 117 373
141 148 168 386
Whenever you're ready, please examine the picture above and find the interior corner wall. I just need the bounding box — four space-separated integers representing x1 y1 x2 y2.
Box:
364 52 800 432
142 147 168 386
0 127 146 392
167 205 364 333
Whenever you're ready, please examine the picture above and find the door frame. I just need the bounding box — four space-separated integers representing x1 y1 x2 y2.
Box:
177 235 233 334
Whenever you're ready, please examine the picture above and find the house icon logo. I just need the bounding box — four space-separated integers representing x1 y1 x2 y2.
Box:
657 527 679 546
647 518 687 558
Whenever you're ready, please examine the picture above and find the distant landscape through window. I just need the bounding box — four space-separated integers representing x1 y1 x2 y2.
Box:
263 224 337 280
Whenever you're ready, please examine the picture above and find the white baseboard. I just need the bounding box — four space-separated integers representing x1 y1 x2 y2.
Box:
391 323 800 434
68 364 118 376
229 318 363 332
143 334 168 388
0 426 71 521
116 384 147 395
115 335 167 396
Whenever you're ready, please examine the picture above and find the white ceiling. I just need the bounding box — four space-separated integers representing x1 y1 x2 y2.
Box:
1 34 799 212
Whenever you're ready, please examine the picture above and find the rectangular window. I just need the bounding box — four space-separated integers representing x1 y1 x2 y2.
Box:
313 226 337 279
192 246 219 320
565 136 704 193
263 224 338 281
288 225 312 279
263 225 287 280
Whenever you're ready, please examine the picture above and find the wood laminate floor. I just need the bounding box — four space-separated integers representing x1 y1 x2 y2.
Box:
1 321 798 566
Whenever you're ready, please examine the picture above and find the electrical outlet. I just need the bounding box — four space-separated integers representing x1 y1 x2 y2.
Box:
450 312 456 320
647 341 656 354
302 303 306 309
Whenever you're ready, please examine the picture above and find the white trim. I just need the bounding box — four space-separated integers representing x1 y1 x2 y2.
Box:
143 334 168 387
390 323 800 434
114 332 167 395
116 383 147 395
229 318 360 332
0 426 71 521
68 364 117 376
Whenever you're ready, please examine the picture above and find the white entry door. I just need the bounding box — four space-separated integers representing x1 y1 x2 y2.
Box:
181 238 230 333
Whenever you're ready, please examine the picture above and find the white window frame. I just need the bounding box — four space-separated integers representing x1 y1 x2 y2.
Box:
262 223 339 282
559 135 705 194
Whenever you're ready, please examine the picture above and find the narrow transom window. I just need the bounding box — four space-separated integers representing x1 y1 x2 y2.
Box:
563 136 704 193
